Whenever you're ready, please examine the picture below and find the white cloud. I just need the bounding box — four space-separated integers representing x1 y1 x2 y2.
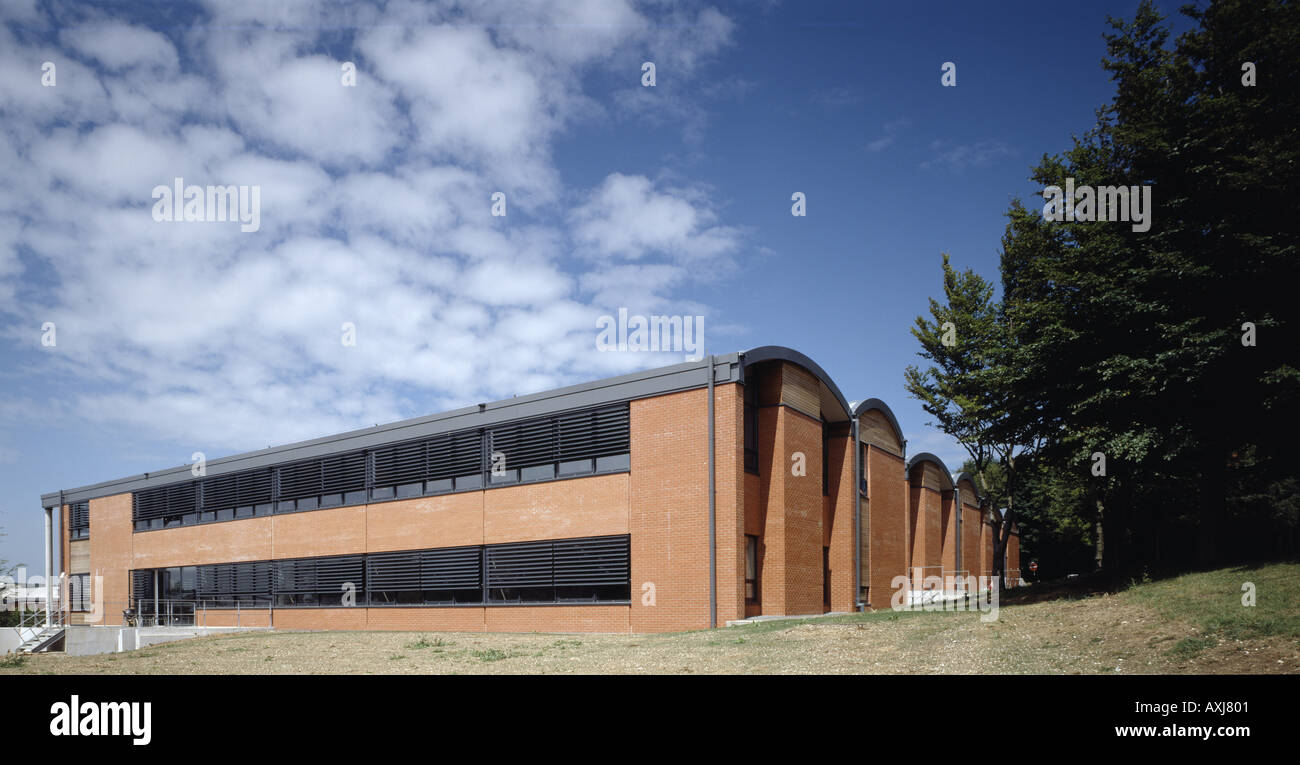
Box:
59 21 179 72
570 172 741 262
921 139 1015 172
0 1 742 454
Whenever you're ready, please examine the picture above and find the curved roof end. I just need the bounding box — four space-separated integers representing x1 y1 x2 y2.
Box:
741 345 852 422
951 471 987 503
850 397 905 446
906 451 955 490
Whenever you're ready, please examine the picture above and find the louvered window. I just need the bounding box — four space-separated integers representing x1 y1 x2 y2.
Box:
486 535 630 603
555 535 631 601
69 501 90 540
128 402 632 532
127 533 627 610
367 545 482 604
277 451 367 512
196 561 271 607
201 468 273 522
427 429 485 489
370 428 485 499
132 482 198 531
489 416 555 484
273 554 363 606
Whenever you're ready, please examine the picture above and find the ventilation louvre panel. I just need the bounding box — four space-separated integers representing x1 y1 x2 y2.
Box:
556 405 629 462
202 468 273 513
553 536 630 586
486 541 555 589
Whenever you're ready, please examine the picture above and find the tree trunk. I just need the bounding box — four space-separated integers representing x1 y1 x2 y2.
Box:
1093 497 1104 572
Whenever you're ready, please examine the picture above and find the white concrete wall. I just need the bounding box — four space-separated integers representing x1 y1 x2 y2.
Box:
0 629 22 654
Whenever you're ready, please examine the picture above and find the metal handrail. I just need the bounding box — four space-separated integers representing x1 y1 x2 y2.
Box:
17 607 64 631
104 599 274 628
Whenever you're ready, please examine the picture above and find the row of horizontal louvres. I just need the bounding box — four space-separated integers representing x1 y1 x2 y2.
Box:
129 536 630 598
68 501 90 531
131 404 630 522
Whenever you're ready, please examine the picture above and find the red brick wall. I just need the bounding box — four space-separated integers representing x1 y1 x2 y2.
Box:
960 503 981 578
1007 532 1021 585
486 605 629 633
367 491 482 552
80 380 750 634
980 517 995 579
864 447 906 608
629 387 711 632
133 516 273 568
713 382 745 627
824 428 856 612
195 607 274 628
484 473 628 544
909 484 943 587
764 404 824 616
940 491 957 575
87 494 133 625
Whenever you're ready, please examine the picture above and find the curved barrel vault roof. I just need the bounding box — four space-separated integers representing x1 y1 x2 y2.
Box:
906 452 955 491
741 345 852 422
849 397 906 447
950 471 986 502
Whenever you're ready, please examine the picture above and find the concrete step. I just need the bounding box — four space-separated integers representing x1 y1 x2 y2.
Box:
726 612 850 627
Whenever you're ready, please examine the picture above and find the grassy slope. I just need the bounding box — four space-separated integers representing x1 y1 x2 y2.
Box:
3 561 1296 675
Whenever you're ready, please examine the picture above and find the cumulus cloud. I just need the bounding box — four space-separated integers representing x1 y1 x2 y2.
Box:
0 1 742 453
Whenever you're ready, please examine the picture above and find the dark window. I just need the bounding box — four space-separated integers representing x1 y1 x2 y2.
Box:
68 501 90 540
822 420 830 496
744 382 759 474
859 442 868 494
69 573 91 612
745 535 759 603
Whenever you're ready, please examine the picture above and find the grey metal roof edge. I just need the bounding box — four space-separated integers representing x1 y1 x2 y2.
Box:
42 353 742 506
905 451 956 491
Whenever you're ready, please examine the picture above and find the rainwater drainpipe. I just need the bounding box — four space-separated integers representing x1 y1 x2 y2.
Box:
707 354 717 628
853 419 864 612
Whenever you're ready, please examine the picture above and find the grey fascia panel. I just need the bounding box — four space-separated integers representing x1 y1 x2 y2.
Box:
42 353 741 506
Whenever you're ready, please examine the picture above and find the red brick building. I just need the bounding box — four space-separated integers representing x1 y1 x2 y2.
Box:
42 346 1019 634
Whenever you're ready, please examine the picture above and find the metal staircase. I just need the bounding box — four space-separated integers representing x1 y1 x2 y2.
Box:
13 609 65 653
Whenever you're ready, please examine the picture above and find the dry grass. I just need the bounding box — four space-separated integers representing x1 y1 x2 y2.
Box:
7 562 1297 675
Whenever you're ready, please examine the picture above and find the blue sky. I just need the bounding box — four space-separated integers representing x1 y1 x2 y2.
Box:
0 0 1191 574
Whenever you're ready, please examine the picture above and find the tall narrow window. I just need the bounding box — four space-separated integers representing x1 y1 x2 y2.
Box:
69 573 91 612
859 442 868 494
743 381 759 474
822 420 830 496
745 535 759 604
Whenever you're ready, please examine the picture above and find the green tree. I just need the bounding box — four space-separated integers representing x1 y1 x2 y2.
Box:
904 253 1041 583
